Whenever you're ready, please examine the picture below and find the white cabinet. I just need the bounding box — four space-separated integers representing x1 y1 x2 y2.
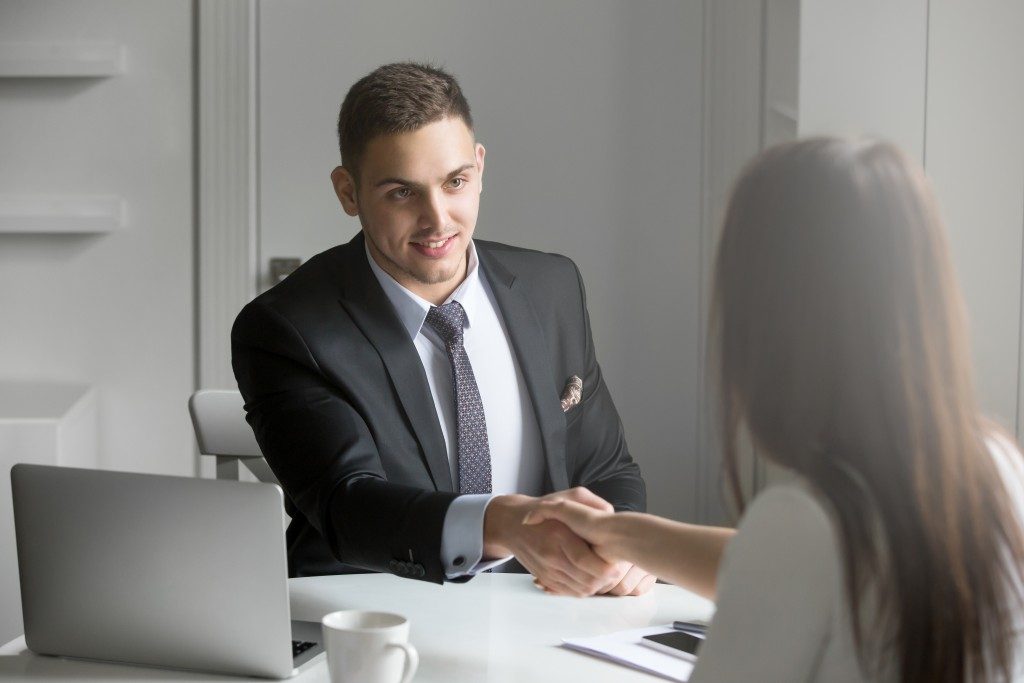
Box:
0 382 98 644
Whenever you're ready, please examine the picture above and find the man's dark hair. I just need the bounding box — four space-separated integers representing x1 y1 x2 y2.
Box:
337 62 473 180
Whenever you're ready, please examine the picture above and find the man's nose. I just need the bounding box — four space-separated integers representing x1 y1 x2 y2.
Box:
420 190 450 231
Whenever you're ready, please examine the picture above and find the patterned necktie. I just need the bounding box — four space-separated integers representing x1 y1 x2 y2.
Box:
425 301 492 494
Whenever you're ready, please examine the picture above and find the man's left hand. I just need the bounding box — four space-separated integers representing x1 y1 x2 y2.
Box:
597 562 656 596
535 561 656 597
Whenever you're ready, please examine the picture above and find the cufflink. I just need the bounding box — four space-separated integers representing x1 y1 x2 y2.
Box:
560 375 583 412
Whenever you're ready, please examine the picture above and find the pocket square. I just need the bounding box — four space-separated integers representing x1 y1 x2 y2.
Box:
560 375 583 412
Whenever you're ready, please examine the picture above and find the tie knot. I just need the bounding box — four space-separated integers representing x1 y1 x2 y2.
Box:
425 301 466 346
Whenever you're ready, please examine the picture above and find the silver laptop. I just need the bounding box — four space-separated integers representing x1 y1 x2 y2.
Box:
11 464 323 678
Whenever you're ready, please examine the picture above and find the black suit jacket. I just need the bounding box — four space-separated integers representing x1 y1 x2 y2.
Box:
231 233 645 582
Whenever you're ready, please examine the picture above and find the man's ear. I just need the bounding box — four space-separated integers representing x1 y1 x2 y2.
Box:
475 143 486 194
331 166 360 216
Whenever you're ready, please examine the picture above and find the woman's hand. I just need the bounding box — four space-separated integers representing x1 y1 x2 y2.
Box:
526 490 735 600
522 490 656 596
522 493 622 561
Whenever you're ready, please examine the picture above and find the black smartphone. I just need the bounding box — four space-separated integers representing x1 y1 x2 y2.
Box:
640 631 703 660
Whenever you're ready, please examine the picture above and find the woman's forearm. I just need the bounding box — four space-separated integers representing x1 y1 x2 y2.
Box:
606 512 735 600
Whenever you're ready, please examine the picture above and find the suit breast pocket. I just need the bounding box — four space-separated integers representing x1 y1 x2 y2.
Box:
564 403 585 429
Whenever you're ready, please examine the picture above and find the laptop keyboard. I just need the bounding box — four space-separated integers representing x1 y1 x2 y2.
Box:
292 640 317 659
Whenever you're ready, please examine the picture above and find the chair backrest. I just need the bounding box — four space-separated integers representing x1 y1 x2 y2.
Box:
188 389 279 485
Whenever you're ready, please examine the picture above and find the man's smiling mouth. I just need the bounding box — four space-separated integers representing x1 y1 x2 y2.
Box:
409 234 459 258
411 235 455 248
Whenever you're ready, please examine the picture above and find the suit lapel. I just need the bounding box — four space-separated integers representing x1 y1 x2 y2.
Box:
477 244 569 491
335 234 453 492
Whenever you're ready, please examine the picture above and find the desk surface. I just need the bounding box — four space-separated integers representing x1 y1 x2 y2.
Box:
0 573 714 682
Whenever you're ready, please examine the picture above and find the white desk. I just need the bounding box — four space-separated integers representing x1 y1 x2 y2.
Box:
0 573 714 682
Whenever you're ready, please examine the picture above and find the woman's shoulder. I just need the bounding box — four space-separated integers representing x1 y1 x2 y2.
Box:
721 479 843 586
736 479 838 545
695 479 855 683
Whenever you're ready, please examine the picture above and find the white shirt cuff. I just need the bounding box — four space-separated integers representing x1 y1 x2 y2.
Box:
441 494 513 578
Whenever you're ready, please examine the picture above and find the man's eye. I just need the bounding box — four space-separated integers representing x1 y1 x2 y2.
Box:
448 178 466 190
391 188 412 199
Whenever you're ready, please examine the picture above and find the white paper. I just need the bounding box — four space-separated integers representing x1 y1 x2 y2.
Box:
562 625 697 682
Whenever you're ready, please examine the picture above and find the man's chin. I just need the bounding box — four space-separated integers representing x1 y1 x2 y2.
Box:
409 266 461 287
402 251 466 287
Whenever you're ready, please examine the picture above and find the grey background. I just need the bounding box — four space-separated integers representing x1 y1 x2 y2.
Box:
259 0 706 523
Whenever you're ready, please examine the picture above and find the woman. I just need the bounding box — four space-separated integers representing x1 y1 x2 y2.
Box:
526 139 1024 682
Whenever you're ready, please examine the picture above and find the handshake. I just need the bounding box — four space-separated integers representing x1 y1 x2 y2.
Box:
482 487 656 597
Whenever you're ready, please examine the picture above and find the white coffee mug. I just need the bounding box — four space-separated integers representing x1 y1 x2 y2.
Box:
321 610 419 683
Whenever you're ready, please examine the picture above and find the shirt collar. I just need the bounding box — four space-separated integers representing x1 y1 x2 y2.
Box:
365 237 486 341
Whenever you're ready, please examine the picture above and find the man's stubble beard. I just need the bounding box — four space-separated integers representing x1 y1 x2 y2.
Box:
400 258 463 287
368 235 465 288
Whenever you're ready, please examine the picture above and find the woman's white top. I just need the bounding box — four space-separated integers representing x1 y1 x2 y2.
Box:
689 440 1024 683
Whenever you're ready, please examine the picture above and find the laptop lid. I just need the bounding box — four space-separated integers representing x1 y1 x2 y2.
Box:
12 464 296 679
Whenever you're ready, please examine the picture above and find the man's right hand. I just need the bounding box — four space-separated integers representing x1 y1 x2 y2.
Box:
482 487 624 597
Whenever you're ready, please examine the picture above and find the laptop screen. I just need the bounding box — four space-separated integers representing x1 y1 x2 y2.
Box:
12 464 298 678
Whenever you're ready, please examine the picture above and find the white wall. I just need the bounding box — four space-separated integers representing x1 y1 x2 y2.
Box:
925 0 1024 431
257 0 706 521
0 0 194 474
0 0 194 640
798 0 928 161
797 0 1024 436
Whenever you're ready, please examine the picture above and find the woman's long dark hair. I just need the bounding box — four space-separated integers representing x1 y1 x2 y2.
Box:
712 138 1024 682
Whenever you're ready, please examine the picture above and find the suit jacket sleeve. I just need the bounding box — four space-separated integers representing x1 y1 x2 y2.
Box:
565 260 646 512
232 299 458 583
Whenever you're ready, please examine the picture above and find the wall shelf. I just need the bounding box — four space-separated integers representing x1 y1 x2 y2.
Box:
0 42 125 78
0 195 125 233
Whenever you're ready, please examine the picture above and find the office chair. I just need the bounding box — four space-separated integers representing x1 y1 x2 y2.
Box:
188 389 280 486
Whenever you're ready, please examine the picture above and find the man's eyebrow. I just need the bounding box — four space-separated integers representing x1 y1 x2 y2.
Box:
444 162 477 179
373 163 477 189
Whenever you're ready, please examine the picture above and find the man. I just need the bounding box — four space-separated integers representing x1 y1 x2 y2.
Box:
232 62 651 597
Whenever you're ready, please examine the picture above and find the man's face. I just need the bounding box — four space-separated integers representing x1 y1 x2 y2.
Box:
332 117 485 303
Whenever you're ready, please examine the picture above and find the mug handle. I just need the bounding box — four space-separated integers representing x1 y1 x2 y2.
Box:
387 642 419 683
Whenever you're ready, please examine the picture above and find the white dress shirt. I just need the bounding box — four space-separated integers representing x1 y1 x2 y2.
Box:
366 240 545 577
